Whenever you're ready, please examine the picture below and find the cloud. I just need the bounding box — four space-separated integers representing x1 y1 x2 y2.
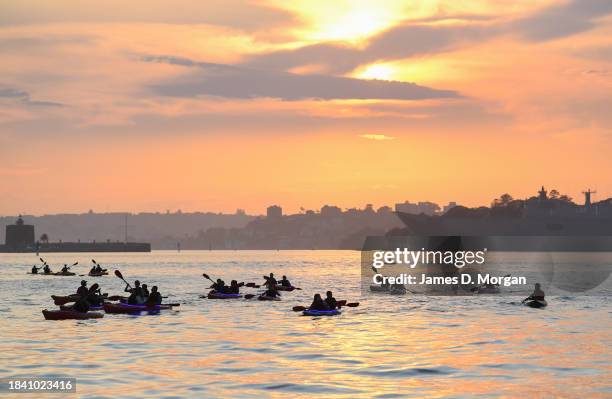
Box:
143 55 459 101
514 0 612 41
359 134 394 141
0 87 63 107
246 24 487 74
0 0 296 33
246 0 612 74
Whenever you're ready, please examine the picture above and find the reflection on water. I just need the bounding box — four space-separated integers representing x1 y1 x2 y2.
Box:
1 251 610 398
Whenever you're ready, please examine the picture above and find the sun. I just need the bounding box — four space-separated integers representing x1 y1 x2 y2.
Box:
356 63 396 80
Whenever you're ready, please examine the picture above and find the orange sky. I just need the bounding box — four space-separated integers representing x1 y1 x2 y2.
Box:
1 1 611 215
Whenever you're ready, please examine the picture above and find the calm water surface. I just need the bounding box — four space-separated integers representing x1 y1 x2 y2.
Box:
1 251 610 398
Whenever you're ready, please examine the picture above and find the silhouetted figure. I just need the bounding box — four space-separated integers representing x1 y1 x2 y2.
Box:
325 291 338 310
147 286 162 306
125 280 145 304
77 280 88 297
279 275 292 287
309 294 330 311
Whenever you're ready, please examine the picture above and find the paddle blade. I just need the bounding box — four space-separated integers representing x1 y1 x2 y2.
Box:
337 300 347 307
292 306 307 312
73 262 79 266
114 270 124 279
244 294 255 299
346 302 360 307
92 259 97 264
91 283 99 291
202 273 210 280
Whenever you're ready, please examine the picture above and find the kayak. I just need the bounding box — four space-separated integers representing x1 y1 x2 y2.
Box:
525 299 547 308
54 272 76 276
103 302 174 314
258 295 281 301
369 285 388 292
42 309 104 320
52 293 108 306
88 271 109 277
302 309 341 316
274 285 296 292
207 291 242 299
51 294 81 305
59 304 104 311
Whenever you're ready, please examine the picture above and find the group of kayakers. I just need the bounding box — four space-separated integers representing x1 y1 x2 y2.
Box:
310 291 339 310
31 263 72 274
124 279 162 306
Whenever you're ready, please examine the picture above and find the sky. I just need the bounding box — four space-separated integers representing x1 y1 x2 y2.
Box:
0 0 611 215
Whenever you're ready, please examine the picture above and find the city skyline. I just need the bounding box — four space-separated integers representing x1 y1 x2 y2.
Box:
1 1 611 214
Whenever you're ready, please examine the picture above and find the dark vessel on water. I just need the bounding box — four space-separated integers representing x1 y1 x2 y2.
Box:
391 187 612 251
0 216 150 253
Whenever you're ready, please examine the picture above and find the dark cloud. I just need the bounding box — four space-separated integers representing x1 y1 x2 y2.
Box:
0 87 64 107
143 55 459 101
246 25 487 74
514 0 612 41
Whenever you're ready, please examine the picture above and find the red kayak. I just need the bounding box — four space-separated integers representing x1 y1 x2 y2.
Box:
103 302 174 314
42 309 104 320
52 293 108 306
59 304 104 311
51 294 80 305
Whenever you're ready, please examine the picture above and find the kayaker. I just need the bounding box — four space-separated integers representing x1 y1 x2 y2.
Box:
309 294 330 311
125 280 146 304
61 264 70 273
525 283 545 301
86 284 104 306
89 265 97 274
43 264 52 274
229 280 241 294
211 279 227 293
146 286 162 305
264 273 277 287
279 275 292 288
73 295 90 313
324 291 338 310
77 280 88 297
262 285 280 298
31 265 40 274
95 264 103 273
142 284 150 298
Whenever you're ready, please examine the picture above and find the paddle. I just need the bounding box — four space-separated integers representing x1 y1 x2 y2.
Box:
244 294 256 299
246 282 261 288
115 270 132 289
202 273 215 284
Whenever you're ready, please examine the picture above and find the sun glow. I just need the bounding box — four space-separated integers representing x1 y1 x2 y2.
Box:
356 63 396 81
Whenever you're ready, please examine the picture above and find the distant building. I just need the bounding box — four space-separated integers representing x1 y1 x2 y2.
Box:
395 201 441 215
320 205 342 217
266 205 282 219
5 215 35 248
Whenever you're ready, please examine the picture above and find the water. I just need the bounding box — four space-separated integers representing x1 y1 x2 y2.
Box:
1 251 611 398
